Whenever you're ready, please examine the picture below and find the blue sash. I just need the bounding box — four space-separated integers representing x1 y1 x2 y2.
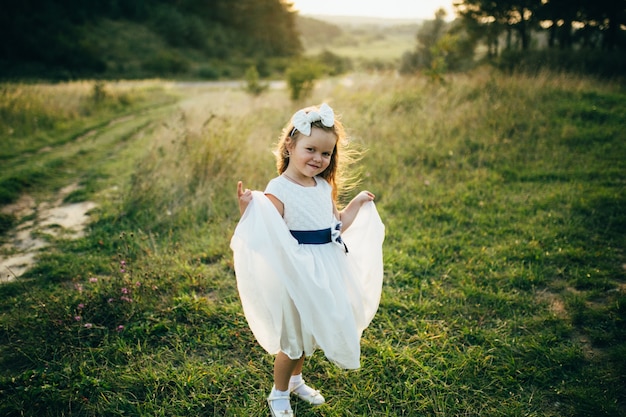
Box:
290 227 348 253
290 228 332 244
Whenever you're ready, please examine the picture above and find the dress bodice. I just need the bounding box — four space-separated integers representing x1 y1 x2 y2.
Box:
265 175 334 230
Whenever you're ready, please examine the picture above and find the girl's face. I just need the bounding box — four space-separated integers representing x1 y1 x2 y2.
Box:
285 127 337 181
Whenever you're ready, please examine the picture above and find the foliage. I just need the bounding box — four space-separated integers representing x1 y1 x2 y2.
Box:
455 0 626 53
400 9 475 78
1 72 625 416
285 60 324 101
314 50 353 76
243 66 269 96
0 0 301 80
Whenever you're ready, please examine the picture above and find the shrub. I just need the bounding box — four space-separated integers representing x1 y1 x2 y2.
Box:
243 66 268 96
285 60 323 101
91 81 107 104
315 50 352 76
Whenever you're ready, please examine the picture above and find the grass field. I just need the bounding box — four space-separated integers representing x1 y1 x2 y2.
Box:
0 70 625 416
305 33 415 66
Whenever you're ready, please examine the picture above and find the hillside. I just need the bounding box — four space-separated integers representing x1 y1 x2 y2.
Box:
0 0 301 80
296 15 421 69
304 14 425 27
0 0 428 81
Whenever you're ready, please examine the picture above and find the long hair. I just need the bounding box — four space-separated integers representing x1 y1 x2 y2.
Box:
274 104 361 205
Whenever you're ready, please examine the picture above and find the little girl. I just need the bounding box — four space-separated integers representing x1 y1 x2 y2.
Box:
230 103 384 416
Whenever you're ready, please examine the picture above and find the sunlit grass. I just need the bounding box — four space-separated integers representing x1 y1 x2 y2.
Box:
0 80 176 156
0 80 179 205
0 70 624 416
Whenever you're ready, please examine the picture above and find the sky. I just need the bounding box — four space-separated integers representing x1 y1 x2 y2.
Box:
289 0 456 20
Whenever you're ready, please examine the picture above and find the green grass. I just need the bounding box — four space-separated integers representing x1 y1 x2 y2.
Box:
0 81 179 205
0 70 625 416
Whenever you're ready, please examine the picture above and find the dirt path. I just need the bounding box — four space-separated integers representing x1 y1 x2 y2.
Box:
0 104 175 282
0 183 96 282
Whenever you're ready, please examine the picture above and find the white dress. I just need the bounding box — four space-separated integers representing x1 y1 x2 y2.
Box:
230 175 384 369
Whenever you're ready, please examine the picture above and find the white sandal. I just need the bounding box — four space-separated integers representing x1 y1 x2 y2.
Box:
290 381 325 405
267 392 294 416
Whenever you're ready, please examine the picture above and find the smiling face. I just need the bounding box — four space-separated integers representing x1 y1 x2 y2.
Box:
284 127 337 185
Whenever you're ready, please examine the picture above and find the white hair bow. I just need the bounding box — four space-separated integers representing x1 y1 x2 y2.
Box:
291 103 334 136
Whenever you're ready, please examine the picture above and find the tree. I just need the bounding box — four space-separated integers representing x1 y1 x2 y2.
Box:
456 0 543 52
400 8 477 76
455 0 626 53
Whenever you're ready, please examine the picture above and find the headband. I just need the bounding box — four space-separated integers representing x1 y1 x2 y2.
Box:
290 103 334 136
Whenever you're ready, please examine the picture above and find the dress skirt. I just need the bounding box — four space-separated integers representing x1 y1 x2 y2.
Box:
230 191 384 369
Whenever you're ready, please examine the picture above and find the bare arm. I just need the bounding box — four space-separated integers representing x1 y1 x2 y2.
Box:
265 193 284 217
337 190 375 231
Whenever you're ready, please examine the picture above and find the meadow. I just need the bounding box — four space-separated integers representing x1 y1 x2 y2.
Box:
0 70 625 416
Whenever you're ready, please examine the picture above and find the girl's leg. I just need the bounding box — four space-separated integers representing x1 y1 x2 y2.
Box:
271 352 325 409
287 355 325 405
291 355 305 377
268 352 302 414
274 351 303 390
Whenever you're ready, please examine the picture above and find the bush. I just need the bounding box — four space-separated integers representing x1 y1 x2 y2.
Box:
285 60 323 101
243 66 268 96
315 50 352 76
91 81 107 104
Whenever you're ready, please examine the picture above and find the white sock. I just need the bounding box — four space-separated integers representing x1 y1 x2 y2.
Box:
270 386 291 411
289 374 316 395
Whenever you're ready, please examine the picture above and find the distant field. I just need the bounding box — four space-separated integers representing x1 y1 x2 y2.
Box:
305 32 415 63
299 14 419 65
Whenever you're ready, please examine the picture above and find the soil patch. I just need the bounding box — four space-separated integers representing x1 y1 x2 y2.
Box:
0 183 96 282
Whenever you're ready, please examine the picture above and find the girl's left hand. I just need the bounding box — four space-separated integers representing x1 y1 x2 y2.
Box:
355 191 375 206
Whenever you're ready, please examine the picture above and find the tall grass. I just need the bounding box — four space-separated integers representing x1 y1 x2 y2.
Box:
0 81 172 153
0 70 624 416
0 80 178 206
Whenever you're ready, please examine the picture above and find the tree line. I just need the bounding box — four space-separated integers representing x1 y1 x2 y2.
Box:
401 0 625 78
1 0 623 80
457 0 625 55
0 0 301 79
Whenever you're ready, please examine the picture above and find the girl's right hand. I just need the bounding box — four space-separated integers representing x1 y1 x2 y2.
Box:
237 181 252 215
